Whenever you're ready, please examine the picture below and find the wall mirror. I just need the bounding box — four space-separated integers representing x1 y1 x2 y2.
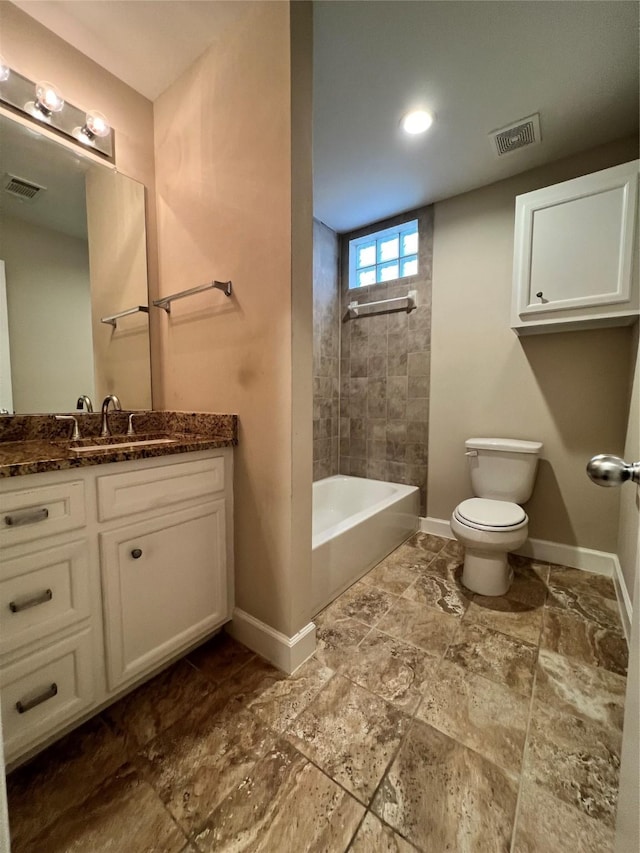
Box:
0 109 152 414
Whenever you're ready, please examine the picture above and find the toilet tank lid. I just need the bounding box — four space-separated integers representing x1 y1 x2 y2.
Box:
465 437 543 454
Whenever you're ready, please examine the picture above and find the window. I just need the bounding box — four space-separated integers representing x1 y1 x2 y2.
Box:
348 219 418 289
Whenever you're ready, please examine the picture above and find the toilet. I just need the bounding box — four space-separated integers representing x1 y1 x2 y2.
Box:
450 437 543 596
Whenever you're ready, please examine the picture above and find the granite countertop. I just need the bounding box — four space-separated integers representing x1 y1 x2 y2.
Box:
0 411 238 478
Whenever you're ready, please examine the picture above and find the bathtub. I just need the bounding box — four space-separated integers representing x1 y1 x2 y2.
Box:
312 475 420 614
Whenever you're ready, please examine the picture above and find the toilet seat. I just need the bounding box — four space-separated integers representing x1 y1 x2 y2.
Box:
454 498 527 532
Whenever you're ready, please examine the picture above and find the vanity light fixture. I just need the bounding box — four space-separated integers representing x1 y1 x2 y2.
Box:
401 109 434 135
73 110 111 147
0 64 114 160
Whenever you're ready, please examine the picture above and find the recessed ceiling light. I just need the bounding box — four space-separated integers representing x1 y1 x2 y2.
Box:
401 109 434 135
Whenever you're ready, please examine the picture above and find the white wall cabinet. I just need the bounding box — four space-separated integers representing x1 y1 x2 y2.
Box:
511 160 639 335
0 448 233 764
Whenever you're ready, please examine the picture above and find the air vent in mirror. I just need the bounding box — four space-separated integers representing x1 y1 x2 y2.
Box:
3 173 46 202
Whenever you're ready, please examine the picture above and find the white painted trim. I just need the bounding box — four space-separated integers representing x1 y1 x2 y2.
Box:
420 516 453 538
226 608 316 675
612 555 633 642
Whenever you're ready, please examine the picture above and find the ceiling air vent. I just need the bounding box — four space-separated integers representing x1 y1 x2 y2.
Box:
490 114 541 157
3 174 46 203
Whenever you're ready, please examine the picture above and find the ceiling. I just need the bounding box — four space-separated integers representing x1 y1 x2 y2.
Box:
12 1 640 234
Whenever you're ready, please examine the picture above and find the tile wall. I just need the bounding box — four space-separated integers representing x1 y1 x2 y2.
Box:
312 219 340 480
339 207 433 512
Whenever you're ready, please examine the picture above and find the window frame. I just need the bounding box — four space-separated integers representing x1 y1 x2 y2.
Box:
348 219 419 290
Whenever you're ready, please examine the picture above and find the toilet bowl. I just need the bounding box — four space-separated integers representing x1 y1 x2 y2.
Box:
450 438 542 597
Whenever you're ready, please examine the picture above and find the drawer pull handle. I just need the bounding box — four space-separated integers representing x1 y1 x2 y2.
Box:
131 548 143 559
9 589 53 613
4 507 49 527
16 683 58 714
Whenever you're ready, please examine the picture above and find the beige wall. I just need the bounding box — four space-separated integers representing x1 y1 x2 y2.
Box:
429 137 638 552
0 214 94 412
86 170 152 410
153 1 313 637
0 1 159 401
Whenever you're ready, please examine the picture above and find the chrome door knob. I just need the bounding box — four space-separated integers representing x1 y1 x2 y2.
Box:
586 455 640 487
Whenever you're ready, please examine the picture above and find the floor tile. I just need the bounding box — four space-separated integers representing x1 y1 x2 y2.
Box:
541 608 628 676
322 581 399 626
465 595 543 645
338 628 438 713
535 650 626 731
441 537 464 558
406 531 448 557
246 657 333 733
350 812 418 852
314 613 371 670
524 701 622 827
286 674 409 804
505 558 549 607
512 779 615 853
377 596 459 656
18 764 186 853
137 702 275 837
7 716 130 849
193 739 364 852
372 719 518 851
418 551 462 582
416 660 529 777
103 659 218 748
402 571 472 617
362 556 424 595
444 621 538 695
548 565 617 601
187 631 255 684
545 587 623 632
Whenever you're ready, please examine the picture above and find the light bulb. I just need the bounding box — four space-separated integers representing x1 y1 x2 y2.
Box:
0 57 10 82
35 80 64 113
401 109 434 135
85 110 110 138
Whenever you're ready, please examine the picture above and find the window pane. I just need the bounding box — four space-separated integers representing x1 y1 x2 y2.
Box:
357 267 376 287
378 261 399 282
378 236 399 262
357 243 376 268
401 230 418 256
401 256 418 277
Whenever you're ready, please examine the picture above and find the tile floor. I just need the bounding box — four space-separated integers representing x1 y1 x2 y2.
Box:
7 533 629 852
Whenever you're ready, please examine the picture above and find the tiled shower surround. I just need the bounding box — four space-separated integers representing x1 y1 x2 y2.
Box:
339 207 433 512
312 219 340 480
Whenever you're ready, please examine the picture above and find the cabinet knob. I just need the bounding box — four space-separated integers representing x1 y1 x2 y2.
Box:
536 291 544 298
131 548 143 559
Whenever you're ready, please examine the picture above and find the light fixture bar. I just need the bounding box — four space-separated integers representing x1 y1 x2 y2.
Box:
0 65 114 160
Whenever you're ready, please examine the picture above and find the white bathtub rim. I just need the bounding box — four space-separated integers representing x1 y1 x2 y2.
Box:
313 475 419 549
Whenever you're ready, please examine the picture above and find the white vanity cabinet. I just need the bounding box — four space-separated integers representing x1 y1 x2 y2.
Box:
511 160 639 334
0 448 233 764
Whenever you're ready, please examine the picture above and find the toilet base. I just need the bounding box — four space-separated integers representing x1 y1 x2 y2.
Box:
461 548 514 596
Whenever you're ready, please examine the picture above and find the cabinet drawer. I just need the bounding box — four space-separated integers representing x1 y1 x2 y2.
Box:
0 480 85 547
1 629 94 762
0 539 91 656
97 455 224 522
100 500 227 690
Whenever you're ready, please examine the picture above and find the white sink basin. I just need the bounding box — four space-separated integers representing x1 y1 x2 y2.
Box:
71 437 178 453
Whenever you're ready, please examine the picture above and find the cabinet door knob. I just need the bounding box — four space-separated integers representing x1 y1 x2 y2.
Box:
536 291 544 298
131 548 143 559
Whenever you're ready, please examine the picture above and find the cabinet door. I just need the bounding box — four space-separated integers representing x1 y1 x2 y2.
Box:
513 160 638 319
100 501 227 690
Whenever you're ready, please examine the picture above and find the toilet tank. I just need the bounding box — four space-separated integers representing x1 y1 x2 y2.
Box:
465 437 543 503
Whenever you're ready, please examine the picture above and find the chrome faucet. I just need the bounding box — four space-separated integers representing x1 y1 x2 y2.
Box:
100 394 122 437
76 395 94 413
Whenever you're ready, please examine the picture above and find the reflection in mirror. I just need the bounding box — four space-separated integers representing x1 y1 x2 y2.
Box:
0 111 152 413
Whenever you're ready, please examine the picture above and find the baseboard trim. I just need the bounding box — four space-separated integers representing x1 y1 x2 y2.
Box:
612 556 633 642
226 608 316 675
421 515 634 628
